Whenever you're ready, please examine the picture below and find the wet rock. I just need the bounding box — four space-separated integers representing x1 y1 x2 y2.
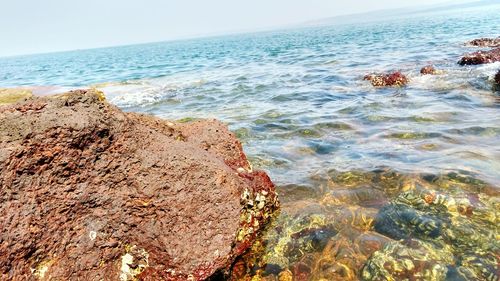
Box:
0 90 279 280
228 182 391 281
495 69 500 91
321 186 387 209
228 207 339 280
323 168 414 198
458 47 500 65
262 213 337 271
374 198 446 240
293 229 391 281
362 239 453 281
465 37 500 48
0 88 33 105
363 72 409 87
420 65 443 75
371 188 499 281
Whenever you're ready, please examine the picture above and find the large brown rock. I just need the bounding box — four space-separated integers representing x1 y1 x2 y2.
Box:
458 47 500 65
0 90 279 280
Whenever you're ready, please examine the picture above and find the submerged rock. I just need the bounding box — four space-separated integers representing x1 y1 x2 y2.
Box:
230 168 499 281
369 188 499 281
0 90 279 280
458 47 500 65
465 37 500 48
363 72 409 87
362 239 453 281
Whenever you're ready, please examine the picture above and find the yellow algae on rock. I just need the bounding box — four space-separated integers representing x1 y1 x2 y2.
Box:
119 246 149 281
0 88 33 105
31 260 54 279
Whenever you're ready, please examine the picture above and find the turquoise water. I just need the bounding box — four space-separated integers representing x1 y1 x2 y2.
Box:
1 5 500 280
3 7 499 186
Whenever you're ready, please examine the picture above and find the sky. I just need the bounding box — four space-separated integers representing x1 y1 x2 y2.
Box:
0 0 480 57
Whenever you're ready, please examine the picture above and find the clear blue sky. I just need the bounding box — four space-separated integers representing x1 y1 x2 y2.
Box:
0 0 476 57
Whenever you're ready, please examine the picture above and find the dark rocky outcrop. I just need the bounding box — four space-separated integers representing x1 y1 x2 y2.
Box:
458 47 500 65
363 72 409 87
495 69 500 91
0 90 279 280
465 37 500 48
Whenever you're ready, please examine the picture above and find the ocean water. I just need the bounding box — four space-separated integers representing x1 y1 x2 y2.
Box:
2 5 500 280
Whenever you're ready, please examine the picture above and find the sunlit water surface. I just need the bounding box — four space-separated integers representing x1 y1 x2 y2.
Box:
1 6 499 281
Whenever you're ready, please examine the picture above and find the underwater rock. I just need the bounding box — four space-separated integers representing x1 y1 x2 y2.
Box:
230 168 499 281
363 72 409 87
362 239 454 281
292 229 392 281
371 188 499 281
420 65 443 75
262 213 337 271
458 47 500 65
0 90 279 280
228 207 339 280
465 37 500 48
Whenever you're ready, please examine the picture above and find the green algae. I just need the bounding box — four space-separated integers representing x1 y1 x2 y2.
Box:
313 121 354 131
294 128 322 138
386 132 442 140
366 115 393 122
234 127 252 140
409 116 437 123
176 117 199 123
262 110 283 119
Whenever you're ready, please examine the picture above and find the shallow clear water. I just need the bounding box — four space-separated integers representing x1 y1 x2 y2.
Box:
1 5 499 280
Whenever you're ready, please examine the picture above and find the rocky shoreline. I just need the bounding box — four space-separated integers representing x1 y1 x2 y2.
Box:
363 37 500 91
0 90 279 280
1 36 499 281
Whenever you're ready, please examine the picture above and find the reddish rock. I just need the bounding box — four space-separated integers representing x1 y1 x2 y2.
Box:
420 65 442 75
363 72 409 87
465 37 500 48
458 47 500 65
0 90 279 280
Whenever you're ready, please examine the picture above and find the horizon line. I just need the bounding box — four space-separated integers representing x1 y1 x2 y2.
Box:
0 0 489 59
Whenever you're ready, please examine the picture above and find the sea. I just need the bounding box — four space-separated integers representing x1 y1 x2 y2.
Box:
1 5 499 280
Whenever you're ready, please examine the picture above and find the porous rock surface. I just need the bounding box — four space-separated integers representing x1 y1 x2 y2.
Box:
465 37 500 48
458 47 500 65
420 65 443 75
363 72 409 87
0 90 279 280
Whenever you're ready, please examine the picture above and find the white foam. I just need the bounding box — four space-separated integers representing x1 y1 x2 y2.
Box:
477 61 500 80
